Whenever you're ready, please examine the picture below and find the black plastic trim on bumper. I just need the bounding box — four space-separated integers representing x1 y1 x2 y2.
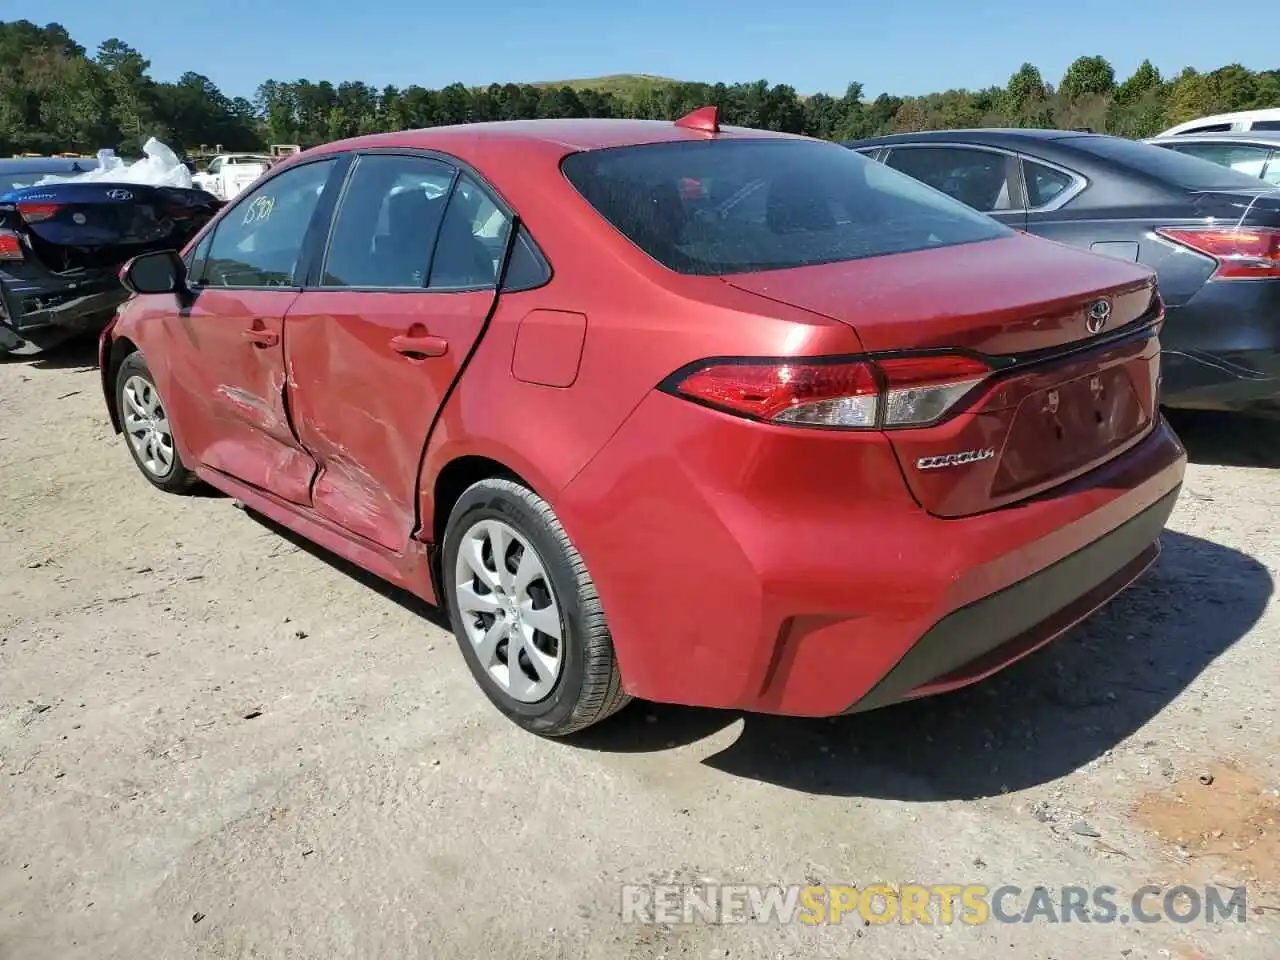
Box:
0 276 125 350
844 485 1181 714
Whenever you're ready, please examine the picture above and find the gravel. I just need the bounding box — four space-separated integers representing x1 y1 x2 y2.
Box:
1 342 1277 959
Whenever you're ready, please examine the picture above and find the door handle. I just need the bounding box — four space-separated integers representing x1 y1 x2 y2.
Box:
390 333 448 358
242 327 279 348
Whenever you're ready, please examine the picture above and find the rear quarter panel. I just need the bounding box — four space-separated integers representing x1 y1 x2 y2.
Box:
1024 209 1217 306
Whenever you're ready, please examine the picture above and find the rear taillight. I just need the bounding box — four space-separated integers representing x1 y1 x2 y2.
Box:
1156 226 1280 279
0 230 22 260
16 201 63 223
664 354 991 430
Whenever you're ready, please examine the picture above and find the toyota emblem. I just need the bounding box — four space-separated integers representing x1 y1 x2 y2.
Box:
105 188 133 201
1086 299 1111 334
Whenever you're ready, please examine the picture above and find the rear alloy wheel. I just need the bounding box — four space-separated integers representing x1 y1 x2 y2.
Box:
442 478 630 736
115 351 199 493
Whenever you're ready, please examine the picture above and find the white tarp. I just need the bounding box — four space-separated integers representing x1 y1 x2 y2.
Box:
35 137 194 189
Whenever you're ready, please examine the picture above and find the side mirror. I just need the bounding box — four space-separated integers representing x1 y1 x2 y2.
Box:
120 249 187 295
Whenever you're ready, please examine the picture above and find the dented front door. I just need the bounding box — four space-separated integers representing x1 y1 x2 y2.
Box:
169 287 317 504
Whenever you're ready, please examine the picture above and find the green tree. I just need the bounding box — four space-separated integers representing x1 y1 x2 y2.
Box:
4 18 1280 159
1060 56 1116 101
96 38 161 152
891 99 930 133
1115 59 1163 104
1207 64 1258 111
1164 68 1219 127
1005 62 1048 114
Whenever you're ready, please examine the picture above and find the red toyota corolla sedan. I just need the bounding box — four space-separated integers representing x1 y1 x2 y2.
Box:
99 109 1186 737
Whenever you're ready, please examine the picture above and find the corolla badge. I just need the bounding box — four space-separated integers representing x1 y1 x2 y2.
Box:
1086 299 1111 334
105 188 133 201
916 448 996 470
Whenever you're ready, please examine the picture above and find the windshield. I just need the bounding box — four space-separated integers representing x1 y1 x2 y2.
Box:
561 138 1011 276
1066 135 1269 191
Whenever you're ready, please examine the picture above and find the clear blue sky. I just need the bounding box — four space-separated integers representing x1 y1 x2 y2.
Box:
21 0 1275 101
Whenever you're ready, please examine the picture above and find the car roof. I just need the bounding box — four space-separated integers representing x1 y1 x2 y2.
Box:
1157 107 1280 135
301 117 805 165
1145 131 1280 147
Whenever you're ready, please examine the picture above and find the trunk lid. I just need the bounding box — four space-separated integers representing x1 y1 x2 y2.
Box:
724 234 1157 355
1188 187 1280 227
724 234 1163 517
0 181 221 272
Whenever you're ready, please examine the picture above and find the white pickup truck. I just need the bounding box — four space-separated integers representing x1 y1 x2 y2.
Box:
191 154 272 201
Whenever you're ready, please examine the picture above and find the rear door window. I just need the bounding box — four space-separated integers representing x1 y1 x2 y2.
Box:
561 138 1009 276
320 154 454 288
428 173 512 289
884 146 1017 213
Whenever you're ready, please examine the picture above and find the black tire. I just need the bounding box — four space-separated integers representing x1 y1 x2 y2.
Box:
114 350 200 493
441 477 631 736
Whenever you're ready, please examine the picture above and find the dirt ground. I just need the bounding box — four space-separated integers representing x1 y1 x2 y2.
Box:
1 339 1278 960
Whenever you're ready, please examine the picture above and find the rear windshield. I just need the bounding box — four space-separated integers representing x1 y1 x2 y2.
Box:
1 163 99 194
561 138 1010 276
1066 135 1267 190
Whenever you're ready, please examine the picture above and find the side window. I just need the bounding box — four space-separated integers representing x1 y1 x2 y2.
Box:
1023 160 1077 209
1262 152 1280 186
321 154 455 288
884 147 1015 213
429 173 511 289
203 159 335 288
1252 120 1280 131
1168 143 1271 180
500 225 551 292
1178 123 1232 134
185 228 214 283
205 158 223 175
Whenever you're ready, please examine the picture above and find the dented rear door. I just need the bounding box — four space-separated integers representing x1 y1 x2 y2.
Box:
281 157 507 551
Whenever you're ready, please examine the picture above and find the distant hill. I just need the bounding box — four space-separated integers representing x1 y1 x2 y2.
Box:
529 74 685 99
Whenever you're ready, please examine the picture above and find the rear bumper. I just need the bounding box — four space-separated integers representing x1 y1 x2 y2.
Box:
0 265 124 350
558 390 1187 717
845 485 1176 712
1159 279 1280 412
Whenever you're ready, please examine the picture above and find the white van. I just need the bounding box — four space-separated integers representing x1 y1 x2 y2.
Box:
1158 107 1280 137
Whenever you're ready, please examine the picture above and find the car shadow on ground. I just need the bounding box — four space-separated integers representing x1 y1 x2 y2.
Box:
5 333 101 372
240 508 453 631
570 529 1272 800
1165 409 1280 468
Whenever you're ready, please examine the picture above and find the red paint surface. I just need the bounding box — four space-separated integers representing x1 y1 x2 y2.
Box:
103 119 1187 715
283 288 494 550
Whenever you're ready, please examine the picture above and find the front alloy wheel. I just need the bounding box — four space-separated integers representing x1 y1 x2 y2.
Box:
114 350 198 493
122 374 176 479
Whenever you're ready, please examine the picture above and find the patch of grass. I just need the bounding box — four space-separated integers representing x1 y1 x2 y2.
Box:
529 74 687 98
